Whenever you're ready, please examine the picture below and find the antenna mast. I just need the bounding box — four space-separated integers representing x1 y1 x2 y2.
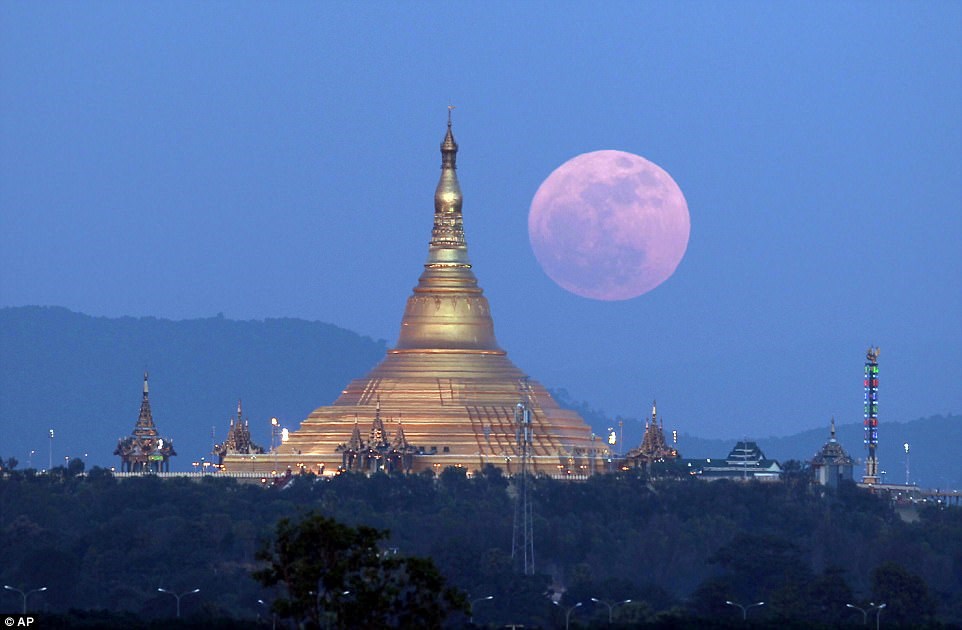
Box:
512 380 535 575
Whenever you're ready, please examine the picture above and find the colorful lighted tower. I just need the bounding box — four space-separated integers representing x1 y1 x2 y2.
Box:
862 347 880 484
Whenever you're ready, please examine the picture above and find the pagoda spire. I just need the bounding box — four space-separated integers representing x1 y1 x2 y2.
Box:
392 418 411 450
369 403 389 448
393 112 503 352
430 105 465 251
134 371 157 438
347 418 363 452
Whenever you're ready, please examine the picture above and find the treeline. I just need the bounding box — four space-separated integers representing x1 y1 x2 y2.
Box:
0 460 960 628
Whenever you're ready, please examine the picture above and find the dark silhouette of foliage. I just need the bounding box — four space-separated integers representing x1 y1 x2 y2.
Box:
871 561 938 625
0 462 960 626
253 512 466 629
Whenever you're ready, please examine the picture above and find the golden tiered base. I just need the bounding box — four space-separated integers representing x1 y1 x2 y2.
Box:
223 349 607 476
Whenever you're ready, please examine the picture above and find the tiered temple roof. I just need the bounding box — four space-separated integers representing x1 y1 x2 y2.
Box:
625 401 679 469
687 441 783 481
114 373 176 472
811 418 854 488
336 400 419 474
213 400 265 465
222 114 603 476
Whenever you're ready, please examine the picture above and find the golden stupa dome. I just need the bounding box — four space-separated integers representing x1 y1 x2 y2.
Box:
224 114 604 476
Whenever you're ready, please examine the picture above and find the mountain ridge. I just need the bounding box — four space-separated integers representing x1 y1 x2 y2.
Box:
1 306 958 487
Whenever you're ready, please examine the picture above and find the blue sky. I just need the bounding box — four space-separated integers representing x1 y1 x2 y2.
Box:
1 1 960 440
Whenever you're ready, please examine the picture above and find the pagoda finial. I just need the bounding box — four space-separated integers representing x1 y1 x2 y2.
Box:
143 371 149 397
830 416 837 440
651 400 657 421
432 110 464 246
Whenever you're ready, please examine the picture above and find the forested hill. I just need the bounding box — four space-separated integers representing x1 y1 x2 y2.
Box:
0 306 387 469
1 306 958 487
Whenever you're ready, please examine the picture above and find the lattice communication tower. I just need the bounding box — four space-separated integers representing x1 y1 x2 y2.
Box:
511 382 535 575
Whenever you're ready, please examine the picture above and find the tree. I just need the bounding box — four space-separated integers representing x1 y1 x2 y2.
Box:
66 457 85 477
806 566 854 625
871 561 937 625
709 532 812 602
253 512 466 629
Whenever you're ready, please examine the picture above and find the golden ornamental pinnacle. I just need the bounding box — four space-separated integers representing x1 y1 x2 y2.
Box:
433 109 463 245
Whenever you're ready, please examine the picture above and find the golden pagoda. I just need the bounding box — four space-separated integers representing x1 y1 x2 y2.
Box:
224 115 605 476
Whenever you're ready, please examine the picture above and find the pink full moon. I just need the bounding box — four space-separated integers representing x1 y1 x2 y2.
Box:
528 150 690 301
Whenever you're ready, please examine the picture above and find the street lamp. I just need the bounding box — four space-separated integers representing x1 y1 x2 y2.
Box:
4 585 47 614
726 600 765 620
48 429 54 470
257 599 277 630
848 602 886 626
904 442 911 485
847 603 868 625
271 417 280 472
157 587 200 618
591 597 632 624
553 601 583 630
874 603 887 630
469 595 494 624
309 589 350 627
